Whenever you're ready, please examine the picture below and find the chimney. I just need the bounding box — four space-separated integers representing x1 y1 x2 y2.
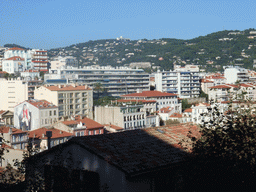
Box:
58 84 61 88
46 131 52 149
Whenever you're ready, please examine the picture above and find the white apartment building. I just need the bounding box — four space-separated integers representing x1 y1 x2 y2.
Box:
121 90 181 112
155 65 200 98
191 103 211 124
224 66 249 84
4 47 32 69
44 65 149 98
50 56 78 70
4 47 48 72
14 100 58 131
95 104 159 130
34 84 93 119
20 70 40 79
0 78 28 111
2 56 25 74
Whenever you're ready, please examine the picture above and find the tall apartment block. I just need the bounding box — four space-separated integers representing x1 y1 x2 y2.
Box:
32 50 48 72
44 66 150 98
34 84 93 119
224 66 249 84
155 65 200 98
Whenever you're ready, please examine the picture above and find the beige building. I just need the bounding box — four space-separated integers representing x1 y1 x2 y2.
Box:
34 84 93 119
0 78 28 111
14 100 58 131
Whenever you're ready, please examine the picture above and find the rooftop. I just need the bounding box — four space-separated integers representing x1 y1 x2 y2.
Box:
62 116 104 129
117 99 156 103
0 126 27 135
28 127 72 139
5 56 25 61
7 47 25 51
19 100 57 109
33 124 200 176
44 84 91 91
122 91 177 98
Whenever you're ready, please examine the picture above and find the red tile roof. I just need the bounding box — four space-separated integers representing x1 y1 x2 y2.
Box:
0 126 26 134
23 70 39 73
117 99 156 103
26 100 57 109
62 117 104 130
169 113 183 118
184 108 192 113
158 107 173 113
68 124 200 176
201 79 214 83
5 56 24 61
7 47 24 51
121 91 177 98
209 84 239 89
0 110 7 115
28 127 72 139
44 85 91 91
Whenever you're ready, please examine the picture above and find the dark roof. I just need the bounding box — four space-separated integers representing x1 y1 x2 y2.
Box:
31 124 200 177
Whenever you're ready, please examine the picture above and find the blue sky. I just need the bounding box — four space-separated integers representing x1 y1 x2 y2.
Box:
0 0 255 49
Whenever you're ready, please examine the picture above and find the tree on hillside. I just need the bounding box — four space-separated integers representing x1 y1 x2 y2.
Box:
180 102 256 191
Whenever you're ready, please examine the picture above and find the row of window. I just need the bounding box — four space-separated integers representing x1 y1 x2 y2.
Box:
124 121 145 129
41 118 57 125
41 110 57 117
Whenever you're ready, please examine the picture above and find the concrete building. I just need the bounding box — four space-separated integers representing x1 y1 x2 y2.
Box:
0 78 28 111
31 50 48 72
95 104 148 130
121 90 181 112
28 127 72 151
34 84 93 119
50 56 78 70
25 125 199 192
224 66 249 84
2 56 25 74
0 110 14 125
44 65 149 98
155 65 200 98
4 47 32 70
14 100 58 131
20 70 40 79
0 126 28 150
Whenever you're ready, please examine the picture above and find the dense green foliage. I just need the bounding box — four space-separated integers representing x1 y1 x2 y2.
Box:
48 29 256 72
180 102 256 191
181 99 192 111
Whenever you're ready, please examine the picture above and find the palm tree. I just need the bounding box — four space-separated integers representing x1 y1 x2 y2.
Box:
93 82 104 98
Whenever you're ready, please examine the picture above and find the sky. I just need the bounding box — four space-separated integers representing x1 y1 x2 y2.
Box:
0 0 256 49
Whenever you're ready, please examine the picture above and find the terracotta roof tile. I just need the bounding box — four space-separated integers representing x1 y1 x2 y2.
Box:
28 127 72 139
26 100 57 109
62 117 104 129
5 56 24 61
184 108 192 113
0 126 27 134
66 124 200 176
7 47 24 51
117 99 156 103
169 113 183 118
44 85 91 91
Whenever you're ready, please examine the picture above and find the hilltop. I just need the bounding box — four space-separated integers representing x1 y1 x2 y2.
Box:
5 29 256 72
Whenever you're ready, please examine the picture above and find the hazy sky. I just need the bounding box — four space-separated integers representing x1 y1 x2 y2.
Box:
0 0 255 49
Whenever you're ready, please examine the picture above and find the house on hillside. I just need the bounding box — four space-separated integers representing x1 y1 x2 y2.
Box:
25 124 200 192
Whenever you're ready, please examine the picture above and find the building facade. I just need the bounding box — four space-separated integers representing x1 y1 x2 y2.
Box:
2 56 25 73
14 100 58 131
121 90 181 112
0 78 28 111
44 65 149 98
155 65 200 98
34 84 93 119
31 50 48 72
224 66 249 84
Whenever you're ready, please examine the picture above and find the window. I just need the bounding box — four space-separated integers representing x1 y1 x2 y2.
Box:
54 110 56 115
89 131 91 135
94 130 97 135
49 111 52 116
